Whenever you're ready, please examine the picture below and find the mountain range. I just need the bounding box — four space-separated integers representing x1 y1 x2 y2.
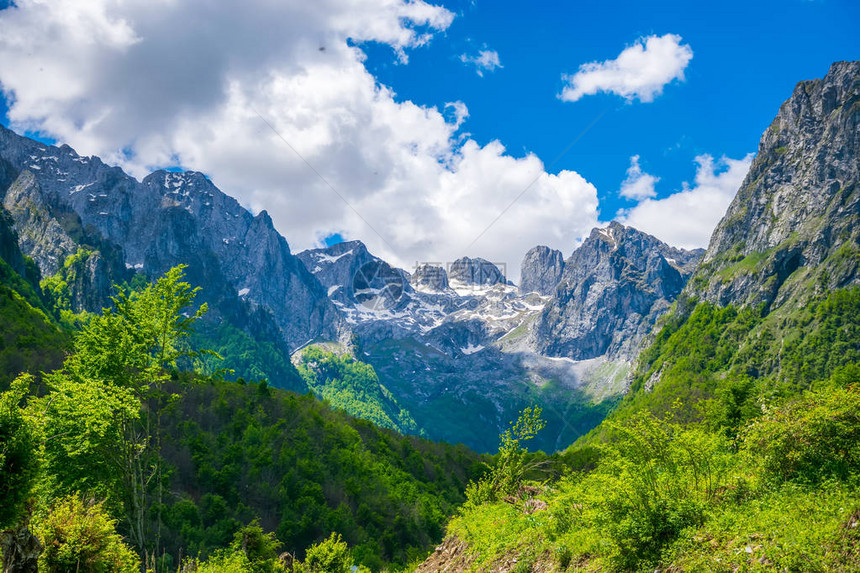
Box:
2 63 855 455
0 121 705 451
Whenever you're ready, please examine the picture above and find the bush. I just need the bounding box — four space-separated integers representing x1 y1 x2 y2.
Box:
297 533 352 573
36 495 140 573
743 383 860 484
230 521 284 573
0 374 39 528
588 413 732 569
463 407 546 509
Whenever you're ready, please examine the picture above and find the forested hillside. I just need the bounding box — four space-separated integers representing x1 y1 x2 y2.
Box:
0 262 484 572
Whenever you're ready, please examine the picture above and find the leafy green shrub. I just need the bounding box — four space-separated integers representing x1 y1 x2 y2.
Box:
464 407 546 509
182 550 253 572
588 413 732 569
0 374 39 528
297 532 352 573
36 495 140 573
743 384 860 484
230 521 284 573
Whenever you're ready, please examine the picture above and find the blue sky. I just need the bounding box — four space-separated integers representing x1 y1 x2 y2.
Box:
0 0 856 278
361 0 858 219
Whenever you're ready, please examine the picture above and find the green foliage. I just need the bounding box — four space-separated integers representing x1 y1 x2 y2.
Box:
230 521 284 573
36 495 140 573
588 414 731 569
0 374 40 528
464 407 547 509
158 378 483 568
39 265 208 556
743 383 860 484
297 532 352 573
667 481 859 572
450 288 860 571
0 260 69 388
451 395 860 570
185 551 254 573
297 347 419 434
603 287 860 441
193 320 305 392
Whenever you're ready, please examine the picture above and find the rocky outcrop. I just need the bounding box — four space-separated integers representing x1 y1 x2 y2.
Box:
519 245 565 295
448 257 506 287
2 170 78 277
297 240 409 309
0 125 338 350
411 263 449 292
533 222 703 361
689 61 860 310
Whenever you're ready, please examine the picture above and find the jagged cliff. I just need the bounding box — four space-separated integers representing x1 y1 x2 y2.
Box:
519 245 565 296
0 126 338 352
532 221 703 361
689 61 859 310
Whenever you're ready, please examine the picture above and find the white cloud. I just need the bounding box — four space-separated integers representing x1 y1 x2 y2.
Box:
0 0 598 283
619 155 659 200
618 154 753 249
560 34 693 103
460 49 502 77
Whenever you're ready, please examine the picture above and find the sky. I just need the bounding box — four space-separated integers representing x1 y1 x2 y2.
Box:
0 0 857 282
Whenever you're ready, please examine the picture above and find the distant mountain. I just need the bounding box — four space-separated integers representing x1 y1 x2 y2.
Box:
0 126 339 390
519 245 565 296
532 221 703 361
296 226 702 452
0 119 705 452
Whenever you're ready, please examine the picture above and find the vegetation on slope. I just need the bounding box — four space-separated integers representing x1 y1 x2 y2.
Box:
448 373 860 571
442 285 860 571
0 249 69 388
0 267 485 572
296 346 420 434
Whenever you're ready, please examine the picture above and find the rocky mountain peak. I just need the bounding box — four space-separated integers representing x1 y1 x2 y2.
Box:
0 126 337 356
448 257 506 287
519 246 565 296
532 223 703 361
690 61 859 310
411 263 449 292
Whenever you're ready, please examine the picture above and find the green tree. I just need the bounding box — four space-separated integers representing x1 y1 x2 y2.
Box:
39 265 208 566
0 374 42 573
297 533 352 573
36 495 140 573
230 521 285 573
0 374 39 529
464 406 546 507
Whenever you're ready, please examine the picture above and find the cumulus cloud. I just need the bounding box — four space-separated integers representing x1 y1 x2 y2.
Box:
460 49 502 77
0 0 598 283
560 34 693 103
619 155 659 200
618 154 753 249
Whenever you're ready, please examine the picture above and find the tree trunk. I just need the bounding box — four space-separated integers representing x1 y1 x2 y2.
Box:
0 524 42 573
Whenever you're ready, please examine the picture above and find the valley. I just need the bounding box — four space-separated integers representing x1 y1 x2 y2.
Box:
0 46 857 573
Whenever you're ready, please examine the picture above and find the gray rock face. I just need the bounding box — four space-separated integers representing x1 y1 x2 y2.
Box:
0 124 338 350
533 222 704 361
411 263 449 291
448 257 506 286
297 240 408 309
689 61 859 310
519 246 565 295
2 170 78 277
